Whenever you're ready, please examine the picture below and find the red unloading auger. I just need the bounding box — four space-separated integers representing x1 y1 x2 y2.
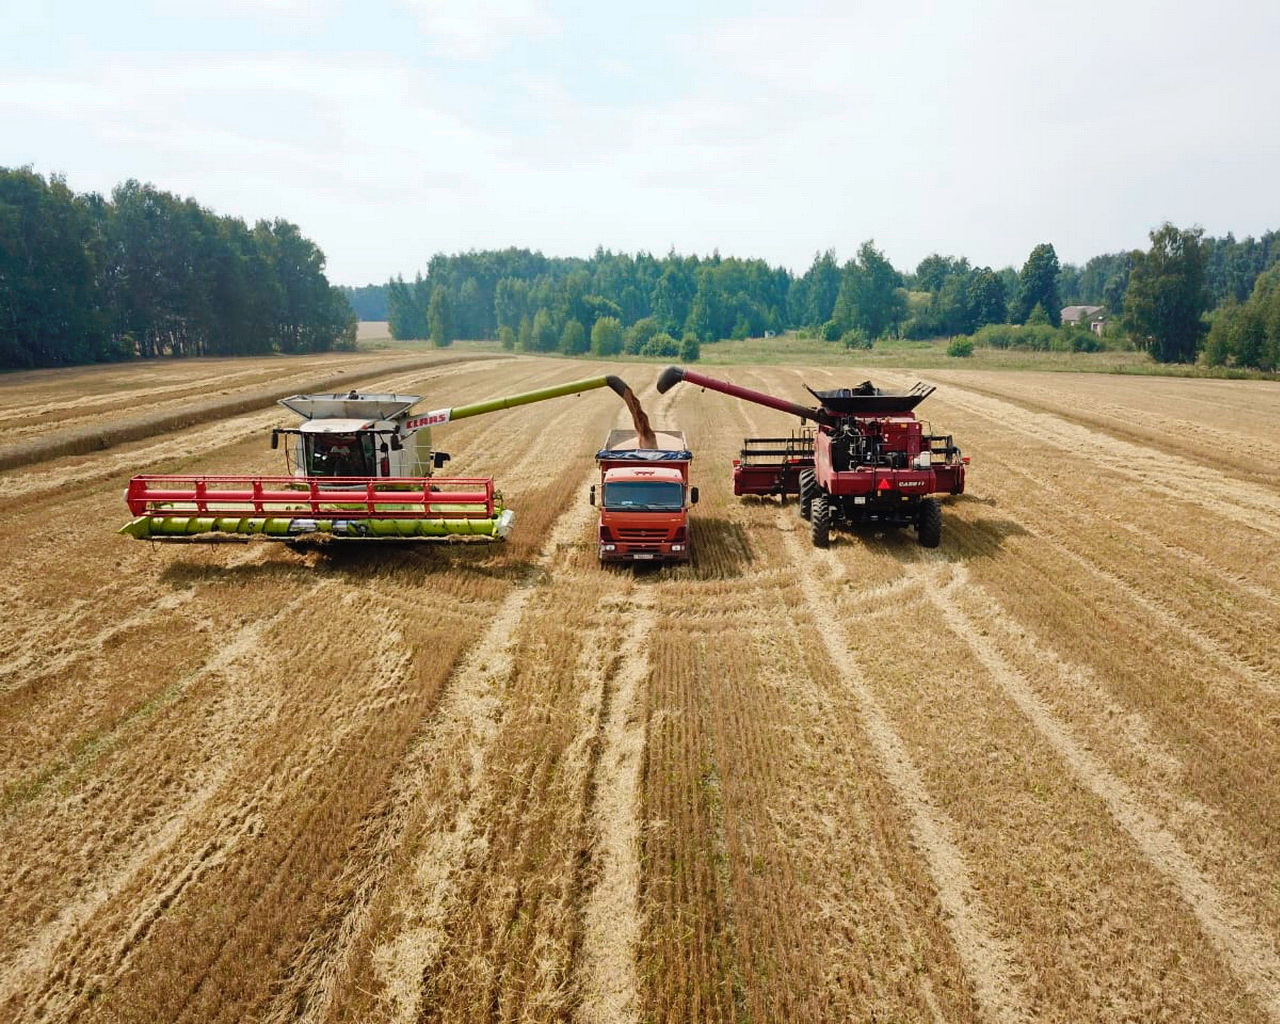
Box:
656 365 840 427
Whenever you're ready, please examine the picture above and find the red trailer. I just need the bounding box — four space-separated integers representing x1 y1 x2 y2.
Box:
657 367 967 548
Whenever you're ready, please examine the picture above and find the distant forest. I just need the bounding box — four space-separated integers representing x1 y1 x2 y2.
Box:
1 167 355 369
5 163 1277 371
343 228 1280 368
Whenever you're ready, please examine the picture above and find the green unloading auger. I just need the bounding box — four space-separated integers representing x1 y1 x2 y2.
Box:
422 374 628 423
121 374 633 543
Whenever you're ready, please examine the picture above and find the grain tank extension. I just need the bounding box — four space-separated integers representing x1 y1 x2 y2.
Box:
121 375 631 543
656 366 967 548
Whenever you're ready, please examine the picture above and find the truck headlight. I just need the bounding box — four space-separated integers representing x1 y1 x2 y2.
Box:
602 543 617 552
671 544 684 552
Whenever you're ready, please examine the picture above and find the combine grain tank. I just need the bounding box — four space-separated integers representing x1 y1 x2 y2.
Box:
656 366 967 548
121 375 631 543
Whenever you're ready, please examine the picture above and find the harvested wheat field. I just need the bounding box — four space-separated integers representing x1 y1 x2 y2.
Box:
1 352 1278 1023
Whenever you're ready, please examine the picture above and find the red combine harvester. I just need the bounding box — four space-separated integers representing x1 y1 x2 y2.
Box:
656 366 967 548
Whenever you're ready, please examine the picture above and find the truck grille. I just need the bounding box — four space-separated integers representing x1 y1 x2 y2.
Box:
616 528 668 541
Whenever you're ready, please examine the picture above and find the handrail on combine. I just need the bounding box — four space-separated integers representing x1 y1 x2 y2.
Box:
125 475 496 520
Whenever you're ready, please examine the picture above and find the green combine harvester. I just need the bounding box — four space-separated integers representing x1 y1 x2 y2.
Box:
122 374 631 543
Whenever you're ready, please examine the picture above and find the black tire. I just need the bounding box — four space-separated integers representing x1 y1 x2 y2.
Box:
798 469 817 521
917 497 942 548
810 495 830 548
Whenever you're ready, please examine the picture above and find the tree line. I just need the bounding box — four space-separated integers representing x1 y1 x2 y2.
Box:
1 167 355 369
373 228 1280 369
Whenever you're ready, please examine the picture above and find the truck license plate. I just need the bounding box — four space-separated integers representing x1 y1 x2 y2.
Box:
633 552 655 560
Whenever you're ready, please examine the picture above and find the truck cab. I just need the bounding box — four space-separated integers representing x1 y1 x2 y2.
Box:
592 429 696 563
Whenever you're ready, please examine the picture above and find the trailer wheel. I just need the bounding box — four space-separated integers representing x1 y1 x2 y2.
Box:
798 469 817 521
810 495 830 548
917 497 941 548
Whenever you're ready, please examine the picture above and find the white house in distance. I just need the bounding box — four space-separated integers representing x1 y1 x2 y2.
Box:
1061 305 1107 335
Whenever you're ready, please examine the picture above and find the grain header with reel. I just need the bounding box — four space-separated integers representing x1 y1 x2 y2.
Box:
121 374 633 543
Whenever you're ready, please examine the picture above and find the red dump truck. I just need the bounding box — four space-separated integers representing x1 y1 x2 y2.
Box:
590 428 697 563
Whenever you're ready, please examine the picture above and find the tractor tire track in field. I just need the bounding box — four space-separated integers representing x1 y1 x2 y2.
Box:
274 384 640 1023
988 458 1279 693
937 385 1280 539
0 583 327 1020
368 487 600 1023
781 526 1031 1024
572 591 655 1024
915 561 1280 1021
731 386 1034 1024
924 373 1280 485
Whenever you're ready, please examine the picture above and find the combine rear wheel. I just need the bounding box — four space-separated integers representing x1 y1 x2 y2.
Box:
917 497 941 548
810 495 830 548
798 469 817 520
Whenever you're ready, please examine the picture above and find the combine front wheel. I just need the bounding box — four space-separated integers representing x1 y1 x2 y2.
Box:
917 497 941 548
798 469 817 521
810 495 830 548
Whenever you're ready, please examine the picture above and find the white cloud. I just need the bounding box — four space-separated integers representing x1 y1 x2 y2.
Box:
149 0 343 30
397 0 559 60
3 0 1277 282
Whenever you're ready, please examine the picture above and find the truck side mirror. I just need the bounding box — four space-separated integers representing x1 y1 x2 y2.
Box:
588 485 596 506
390 435 403 451
690 486 699 505
270 430 279 450
433 451 451 468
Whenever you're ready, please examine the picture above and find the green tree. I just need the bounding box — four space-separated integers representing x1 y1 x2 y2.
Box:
833 241 906 339
967 268 1007 329
623 316 660 354
559 317 587 355
531 307 557 351
1122 224 1208 363
590 315 623 356
792 250 841 326
428 287 453 347
1204 266 1280 369
1011 243 1062 326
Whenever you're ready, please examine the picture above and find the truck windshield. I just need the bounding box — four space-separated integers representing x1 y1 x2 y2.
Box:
305 433 376 477
603 481 683 510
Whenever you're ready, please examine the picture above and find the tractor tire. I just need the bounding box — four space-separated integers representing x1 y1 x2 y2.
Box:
798 469 817 521
810 495 831 548
917 497 942 548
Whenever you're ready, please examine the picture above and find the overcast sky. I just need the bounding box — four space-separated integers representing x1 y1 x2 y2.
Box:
3 0 1277 285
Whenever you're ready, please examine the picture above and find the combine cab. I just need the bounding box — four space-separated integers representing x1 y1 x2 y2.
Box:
657 367 967 548
122 375 631 543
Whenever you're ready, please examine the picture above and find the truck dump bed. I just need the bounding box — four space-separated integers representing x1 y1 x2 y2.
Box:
597 429 691 460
